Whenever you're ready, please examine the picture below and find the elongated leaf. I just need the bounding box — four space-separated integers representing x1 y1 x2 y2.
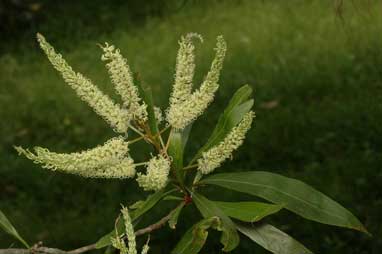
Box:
135 74 159 136
190 85 253 163
168 124 192 186
171 216 221 254
0 209 29 248
169 202 186 229
201 172 367 232
214 201 283 222
192 192 240 252
163 195 184 201
96 189 174 248
236 223 313 254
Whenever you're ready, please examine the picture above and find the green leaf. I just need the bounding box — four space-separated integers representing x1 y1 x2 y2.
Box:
168 124 193 186
236 222 313 254
190 85 253 163
163 195 184 201
96 189 174 248
130 189 175 220
201 172 367 233
103 246 115 254
192 192 240 252
169 202 186 229
214 201 283 222
129 200 145 210
0 209 29 248
135 74 159 137
171 216 221 254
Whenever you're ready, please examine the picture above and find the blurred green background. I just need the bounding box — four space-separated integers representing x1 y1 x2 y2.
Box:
1 0 381 253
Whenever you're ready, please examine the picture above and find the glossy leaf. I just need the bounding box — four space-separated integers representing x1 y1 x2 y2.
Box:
168 124 192 186
214 201 283 222
0 209 29 248
169 202 186 229
171 216 221 254
236 223 313 254
201 172 367 232
96 189 174 248
192 192 240 252
190 85 253 163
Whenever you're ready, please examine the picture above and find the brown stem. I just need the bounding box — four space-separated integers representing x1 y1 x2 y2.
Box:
133 210 173 236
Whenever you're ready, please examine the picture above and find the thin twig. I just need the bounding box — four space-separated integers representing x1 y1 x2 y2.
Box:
129 125 170 149
67 244 97 254
158 125 171 136
129 135 145 144
134 210 173 236
157 125 171 150
134 162 148 167
158 133 166 150
128 124 146 138
182 164 198 170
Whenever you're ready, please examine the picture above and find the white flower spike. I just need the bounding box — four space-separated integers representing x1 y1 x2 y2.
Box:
197 111 255 175
15 137 136 179
111 236 128 254
101 43 148 122
167 35 227 130
121 207 137 254
112 207 150 254
37 33 130 133
136 155 171 191
141 239 150 254
170 33 203 106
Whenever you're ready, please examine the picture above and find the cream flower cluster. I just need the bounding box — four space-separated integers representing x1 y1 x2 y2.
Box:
15 137 136 178
37 34 130 133
17 33 254 194
111 207 150 254
197 111 255 175
166 35 227 130
101 43 148 122
136 155 171 191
